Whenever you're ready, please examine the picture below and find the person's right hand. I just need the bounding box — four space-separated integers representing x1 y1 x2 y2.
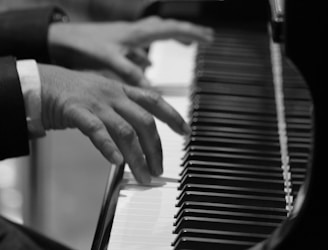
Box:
38 63 191 184
48 16 213 87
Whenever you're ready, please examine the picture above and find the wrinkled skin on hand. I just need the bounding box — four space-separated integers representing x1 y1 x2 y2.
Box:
39 64 191 184
48 16 213 86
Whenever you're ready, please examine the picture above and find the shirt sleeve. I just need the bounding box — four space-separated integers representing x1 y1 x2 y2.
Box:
0 56 29 160
16 60 46 138
0 6 68 63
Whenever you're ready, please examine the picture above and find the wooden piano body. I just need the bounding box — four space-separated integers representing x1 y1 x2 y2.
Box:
92 0 328 249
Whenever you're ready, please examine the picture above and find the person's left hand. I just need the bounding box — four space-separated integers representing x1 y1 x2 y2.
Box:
38 64 191 184
48 16 213 87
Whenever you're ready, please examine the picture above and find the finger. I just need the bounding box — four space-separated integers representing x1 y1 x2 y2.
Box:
133 16 214 46
97 106 151 184
124 86 191 135
114 99 163 177
126 48 152 69
174 38 193 46
67 107 123 165
107 53 151 87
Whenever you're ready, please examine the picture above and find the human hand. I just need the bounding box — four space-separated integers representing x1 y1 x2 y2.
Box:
38 64 191 184
48 16 213 86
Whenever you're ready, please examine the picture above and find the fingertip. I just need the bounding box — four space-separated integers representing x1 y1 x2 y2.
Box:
110 150 124 166
131 159 152 184
201 27 215 42
137 172 152 184
151 164 163 177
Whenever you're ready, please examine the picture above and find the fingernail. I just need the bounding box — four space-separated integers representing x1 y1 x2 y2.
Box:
152 166 163 177
111 151 124 165
139 172 151 184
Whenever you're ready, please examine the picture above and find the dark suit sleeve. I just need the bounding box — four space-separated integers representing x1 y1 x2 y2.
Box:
0 6 67 63
0 56 29 160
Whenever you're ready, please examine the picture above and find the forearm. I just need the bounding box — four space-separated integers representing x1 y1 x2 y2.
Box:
89 0 147 21
0 6 67 63
0 57 29 160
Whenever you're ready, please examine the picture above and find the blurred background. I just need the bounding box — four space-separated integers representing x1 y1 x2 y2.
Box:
0 130 112 250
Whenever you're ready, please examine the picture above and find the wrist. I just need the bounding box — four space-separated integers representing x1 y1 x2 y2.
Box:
16 60 46 138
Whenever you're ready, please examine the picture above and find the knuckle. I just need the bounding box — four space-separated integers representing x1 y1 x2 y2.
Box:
84 117 104 134
62 104 81 127
165 18 178 26
135 16 163 36
178 21 193 32
62 103 76 117
99 138 114 151
117 124 136 142
144 16 162 24
145 90 162 105
142 113 156 130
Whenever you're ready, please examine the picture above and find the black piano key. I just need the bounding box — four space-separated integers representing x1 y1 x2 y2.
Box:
173 228 267 244
184 145 281 160
186 137 280 152
198 64 273 79
288 136 312 145
182 152 281 167
191 125 278 137
197 49 270 62
192 82 275 99
185 146 281 160
173 216 279 235
178 201 287 217
173 236 254 250
183 160 284 173
189 132 280 146
190 130 279 143
192 111 277 124
179 168 285 184
191 117 278 131
195 75 272 86
179 174 284 191
179 184 285 198
176 191 286 209
285 143 311 154
174 208 285 226
192 102 277 116
192 106 276 119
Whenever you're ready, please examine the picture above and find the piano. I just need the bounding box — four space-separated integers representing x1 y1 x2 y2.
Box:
92 0 327 249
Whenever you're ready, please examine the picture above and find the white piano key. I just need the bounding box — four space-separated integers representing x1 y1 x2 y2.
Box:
108 188 179 250
145 40 197 87
107 43 191 250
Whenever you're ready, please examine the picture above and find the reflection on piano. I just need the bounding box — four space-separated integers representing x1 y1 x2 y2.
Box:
92 0 327 249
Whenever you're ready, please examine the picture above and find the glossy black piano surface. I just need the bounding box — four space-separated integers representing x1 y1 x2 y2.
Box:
93 1 327 249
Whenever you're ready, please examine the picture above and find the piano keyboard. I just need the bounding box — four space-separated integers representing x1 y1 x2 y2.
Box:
107 24 311 250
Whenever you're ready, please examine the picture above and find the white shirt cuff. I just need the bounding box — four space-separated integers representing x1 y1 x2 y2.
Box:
16 59 46 138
